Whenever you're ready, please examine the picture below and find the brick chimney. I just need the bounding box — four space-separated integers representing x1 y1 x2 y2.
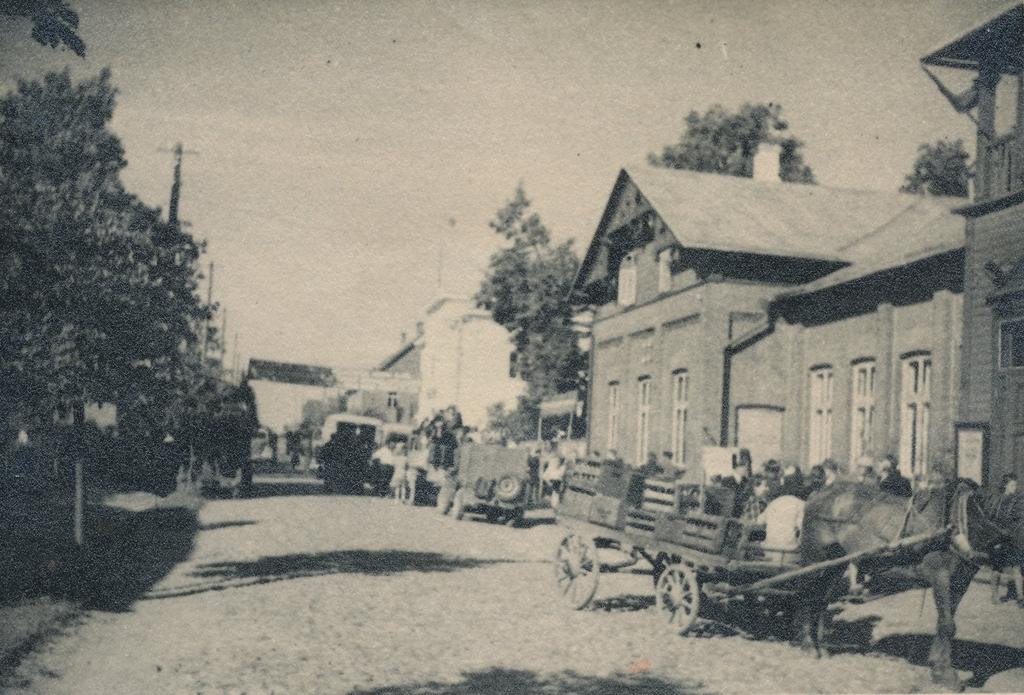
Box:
753 142 782 183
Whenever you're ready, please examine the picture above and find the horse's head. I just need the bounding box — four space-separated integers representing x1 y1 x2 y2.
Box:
973 486 1024 564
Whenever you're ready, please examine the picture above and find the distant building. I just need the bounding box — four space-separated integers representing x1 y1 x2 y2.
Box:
379 296 524 429
245 359 339 433
335 368 419 424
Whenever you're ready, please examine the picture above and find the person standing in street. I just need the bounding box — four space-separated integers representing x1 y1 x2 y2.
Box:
433 410 460 514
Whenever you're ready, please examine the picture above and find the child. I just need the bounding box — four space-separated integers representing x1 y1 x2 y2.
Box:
388 442 409 503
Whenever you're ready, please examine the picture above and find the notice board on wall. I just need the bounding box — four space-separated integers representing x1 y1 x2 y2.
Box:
955 422 989 485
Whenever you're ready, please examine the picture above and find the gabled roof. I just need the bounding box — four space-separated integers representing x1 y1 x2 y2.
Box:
377 337 423 372
778 195 964 296
246 359 336 387
921 3 1023 73
573 166 964 298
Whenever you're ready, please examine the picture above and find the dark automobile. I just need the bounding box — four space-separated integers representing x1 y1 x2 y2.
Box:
315 414 381 494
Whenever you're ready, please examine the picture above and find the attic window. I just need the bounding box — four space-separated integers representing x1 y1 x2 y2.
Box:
657 247 676 293
618 253 637 307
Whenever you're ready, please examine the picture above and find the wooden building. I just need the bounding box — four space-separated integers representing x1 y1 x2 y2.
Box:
922 4 1024 484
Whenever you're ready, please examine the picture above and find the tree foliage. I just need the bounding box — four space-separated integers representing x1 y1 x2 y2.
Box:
476 185 585 440
900 139 970 198
649 103 815 184
0 70 213 486
1 0 86 56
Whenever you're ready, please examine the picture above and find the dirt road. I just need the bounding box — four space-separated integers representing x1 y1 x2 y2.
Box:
6 477 1024 694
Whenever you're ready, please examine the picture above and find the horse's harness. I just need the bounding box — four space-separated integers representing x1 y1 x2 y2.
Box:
949 485 1012 565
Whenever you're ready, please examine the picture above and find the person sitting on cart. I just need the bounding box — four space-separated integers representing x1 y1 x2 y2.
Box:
638 451 664 477
878 454 912 498
762 459 784 500
720 451 753 517
780 462 804 498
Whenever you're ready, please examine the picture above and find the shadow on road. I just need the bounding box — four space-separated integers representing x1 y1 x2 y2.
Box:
0 502 198 613
198 519 259 531
349 667 706 695
869 633 1024 689
146 550 514 599
592 594 655 612
243 479 326 498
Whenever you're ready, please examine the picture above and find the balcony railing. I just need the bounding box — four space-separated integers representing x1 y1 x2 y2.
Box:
981 132 1023 201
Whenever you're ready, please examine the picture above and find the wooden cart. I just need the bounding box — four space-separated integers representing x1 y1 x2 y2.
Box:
553 472 949 634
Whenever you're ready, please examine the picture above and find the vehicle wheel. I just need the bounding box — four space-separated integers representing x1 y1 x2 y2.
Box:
452 489 466 520
655 563 701 634
554 534 599 610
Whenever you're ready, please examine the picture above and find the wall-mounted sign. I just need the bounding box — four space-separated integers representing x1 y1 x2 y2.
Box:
955 422 989 485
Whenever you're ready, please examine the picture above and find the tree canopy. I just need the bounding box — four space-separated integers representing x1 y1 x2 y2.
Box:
0 70 212 476
900 139 971 198
476 185 584 440
649 102 815 184
1 0 85 56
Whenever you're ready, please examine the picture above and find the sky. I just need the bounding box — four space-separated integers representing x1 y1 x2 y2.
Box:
0 0 1012 373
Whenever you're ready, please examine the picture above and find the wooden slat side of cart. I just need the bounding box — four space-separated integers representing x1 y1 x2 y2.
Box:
553 475 951 632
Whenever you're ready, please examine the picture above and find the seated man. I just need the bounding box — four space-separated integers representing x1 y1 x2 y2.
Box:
757 494 805 562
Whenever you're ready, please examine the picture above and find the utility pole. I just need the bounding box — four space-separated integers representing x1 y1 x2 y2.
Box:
158 143 199 228
202 261 215 364
220 307 228 369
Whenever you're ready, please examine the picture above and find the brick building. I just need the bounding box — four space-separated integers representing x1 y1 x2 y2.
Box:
922 4 1024 485
571 163 964 482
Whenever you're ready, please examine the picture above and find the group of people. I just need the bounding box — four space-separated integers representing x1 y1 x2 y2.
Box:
372 405 468 509
703 453 918 522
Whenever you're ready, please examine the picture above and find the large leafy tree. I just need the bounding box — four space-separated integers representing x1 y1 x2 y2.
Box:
900 139 970 198
476 185 585 440
1 0 85 56
0 70 210 487
649 102 815 184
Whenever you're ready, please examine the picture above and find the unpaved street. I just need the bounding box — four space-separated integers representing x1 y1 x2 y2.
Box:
6 478 1024 694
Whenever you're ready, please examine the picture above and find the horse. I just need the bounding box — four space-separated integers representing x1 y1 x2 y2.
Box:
795 480 1024 690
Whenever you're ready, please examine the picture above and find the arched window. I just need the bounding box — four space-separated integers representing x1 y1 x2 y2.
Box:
606 381 620 454
670 370 689 466
849 359 876 463
899 353 931 479
635 376 652 465
808 365 834 465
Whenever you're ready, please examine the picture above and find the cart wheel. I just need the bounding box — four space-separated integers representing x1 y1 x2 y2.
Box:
452 489 466 520
554 534 600 610
655 563 701 634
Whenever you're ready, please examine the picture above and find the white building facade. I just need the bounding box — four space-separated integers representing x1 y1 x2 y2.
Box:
416 296 524 429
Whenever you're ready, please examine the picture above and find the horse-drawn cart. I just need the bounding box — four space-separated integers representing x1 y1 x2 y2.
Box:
553 457 951 635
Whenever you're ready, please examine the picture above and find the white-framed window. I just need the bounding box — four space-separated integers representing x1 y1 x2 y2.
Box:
849 359 876 463
899 353 931 479
606 381 620 455
657 248 674 294
999 318 1024 369
670 370 689 467
617 253 637 306
386 392 399 408
508 350 519 378
636 376 652 465
808 365 834 465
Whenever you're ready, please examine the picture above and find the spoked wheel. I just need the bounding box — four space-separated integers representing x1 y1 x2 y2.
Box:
554 534 600 610
655 563 701 634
